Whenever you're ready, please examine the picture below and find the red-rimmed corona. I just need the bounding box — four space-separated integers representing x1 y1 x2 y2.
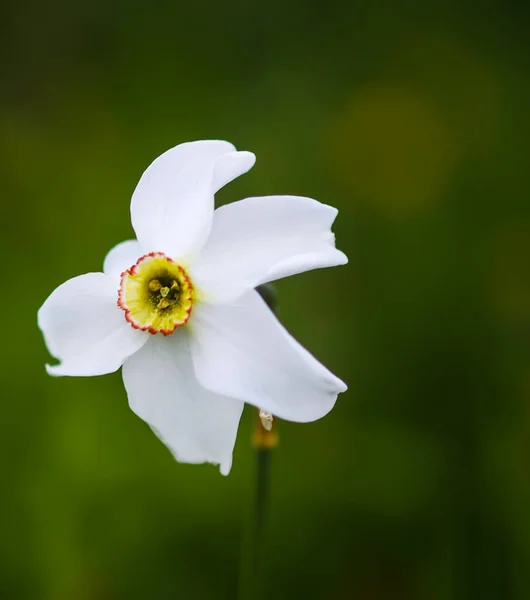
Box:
118 252 194 335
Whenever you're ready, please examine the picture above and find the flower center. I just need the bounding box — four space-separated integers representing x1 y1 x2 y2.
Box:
118 252 193 335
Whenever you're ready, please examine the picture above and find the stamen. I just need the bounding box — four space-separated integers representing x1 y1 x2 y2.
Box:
157 297 172 309
149 279 162 292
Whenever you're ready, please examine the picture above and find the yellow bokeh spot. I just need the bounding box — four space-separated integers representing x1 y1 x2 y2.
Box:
329 85 458 214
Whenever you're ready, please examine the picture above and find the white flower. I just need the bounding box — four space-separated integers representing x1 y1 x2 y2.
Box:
38 140 348 475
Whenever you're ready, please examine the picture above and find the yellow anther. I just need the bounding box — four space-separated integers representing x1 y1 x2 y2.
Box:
149 279 162 292
171 280 180 290
157 297 172 309
160 287 170 297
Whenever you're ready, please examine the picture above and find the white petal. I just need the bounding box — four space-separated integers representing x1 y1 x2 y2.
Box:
192 195 347 303
130 140 255 261
103 239 143 280
189 290 346 423
122 331 244 475
38 273 147 376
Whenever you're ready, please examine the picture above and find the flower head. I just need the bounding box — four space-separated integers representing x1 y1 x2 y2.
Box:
38 140 348 475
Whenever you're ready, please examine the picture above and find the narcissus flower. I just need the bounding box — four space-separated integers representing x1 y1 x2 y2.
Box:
38 140 347 474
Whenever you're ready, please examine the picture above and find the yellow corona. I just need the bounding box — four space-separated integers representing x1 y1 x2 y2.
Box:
118 252 193 335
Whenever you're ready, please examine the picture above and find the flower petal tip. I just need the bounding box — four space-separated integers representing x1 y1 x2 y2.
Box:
238 150 256 169
219 461 232 477
337 379 348 394
219 458 232 476
212 150 257 192
45 363 62 377
335 249 349 265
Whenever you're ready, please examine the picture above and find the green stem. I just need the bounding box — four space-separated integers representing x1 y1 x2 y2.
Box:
237 417 277 600
253 447 272 596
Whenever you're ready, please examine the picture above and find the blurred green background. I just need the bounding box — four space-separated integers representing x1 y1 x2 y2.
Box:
2 0 530 598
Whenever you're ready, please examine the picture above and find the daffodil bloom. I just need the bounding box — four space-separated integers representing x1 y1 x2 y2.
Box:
38 140 347 474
